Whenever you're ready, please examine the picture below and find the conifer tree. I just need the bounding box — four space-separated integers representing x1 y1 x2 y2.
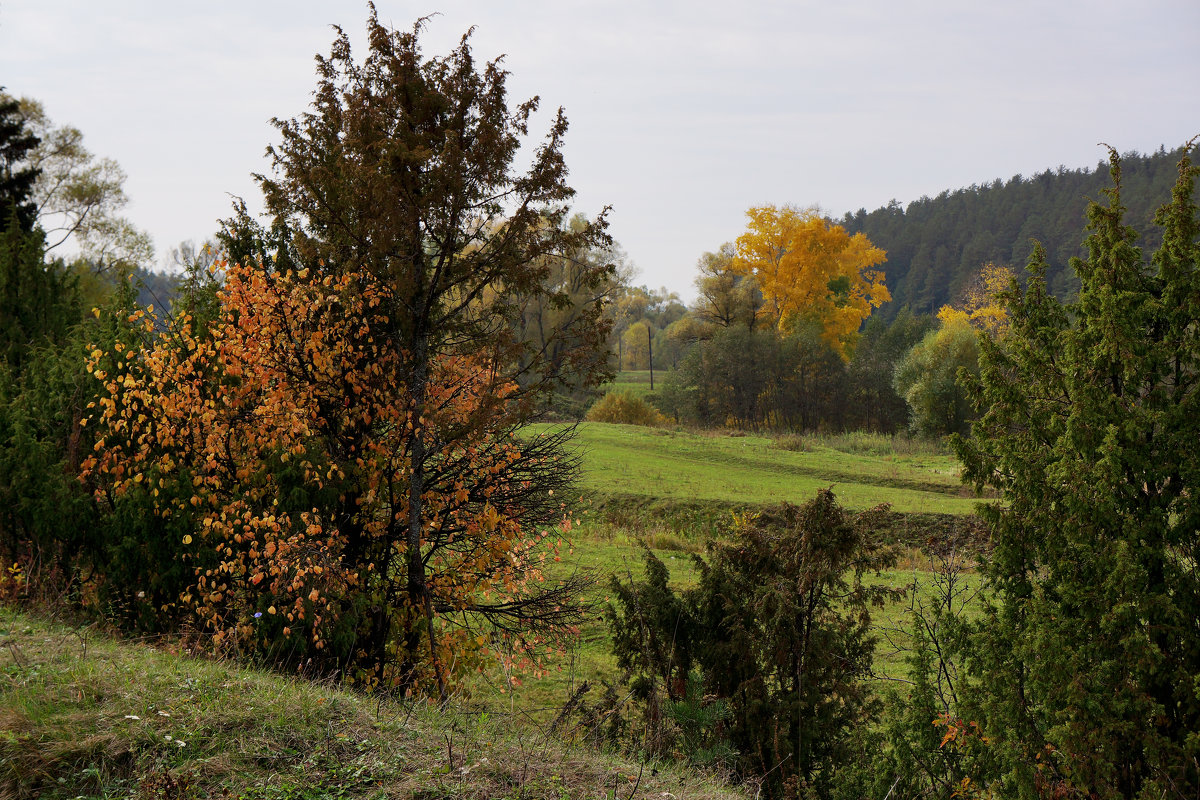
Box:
0 91 38 232
955 145 1200 798
0 90 93 579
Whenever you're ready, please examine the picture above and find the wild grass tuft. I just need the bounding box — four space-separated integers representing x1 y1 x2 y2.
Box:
585 391 668 427
776 430 950 458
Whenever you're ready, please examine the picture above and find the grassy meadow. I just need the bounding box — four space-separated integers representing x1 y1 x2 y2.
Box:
0 607 741 800
469 522 983 716
477 411 989 715
2 383 989 796
531 420 981 515
604 369 658 398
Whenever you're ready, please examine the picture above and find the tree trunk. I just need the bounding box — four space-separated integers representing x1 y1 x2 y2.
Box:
405 332 447 701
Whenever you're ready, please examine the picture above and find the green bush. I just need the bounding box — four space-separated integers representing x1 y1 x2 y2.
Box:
585 390 668 427
894 319 979 438
606 490 897 798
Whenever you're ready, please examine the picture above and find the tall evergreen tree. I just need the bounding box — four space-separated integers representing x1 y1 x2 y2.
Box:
0 90 38 232
0 222 80 373
0 89 81 372
955 146 1200 798
0 90 96 579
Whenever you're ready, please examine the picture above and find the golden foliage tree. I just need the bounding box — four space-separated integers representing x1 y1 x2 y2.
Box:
895 263 1014 437
935 261 1015 337
731 204 889 357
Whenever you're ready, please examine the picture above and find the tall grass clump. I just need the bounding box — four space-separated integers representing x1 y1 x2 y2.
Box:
586 390 668 427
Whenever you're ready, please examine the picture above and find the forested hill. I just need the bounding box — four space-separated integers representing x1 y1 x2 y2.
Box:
840 145 1198 319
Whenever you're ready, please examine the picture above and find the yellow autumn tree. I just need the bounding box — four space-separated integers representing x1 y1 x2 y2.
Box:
732 204 889 358
935 261 1015 337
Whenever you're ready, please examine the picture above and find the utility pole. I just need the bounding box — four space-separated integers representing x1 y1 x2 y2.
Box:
647 324 654 390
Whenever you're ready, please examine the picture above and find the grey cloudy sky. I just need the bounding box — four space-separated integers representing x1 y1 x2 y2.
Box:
2 1 1198 298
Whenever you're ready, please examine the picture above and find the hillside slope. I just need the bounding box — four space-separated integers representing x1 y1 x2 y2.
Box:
0 607 744 800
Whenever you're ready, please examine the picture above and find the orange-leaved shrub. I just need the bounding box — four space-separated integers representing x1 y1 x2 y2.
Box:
82 261 581 692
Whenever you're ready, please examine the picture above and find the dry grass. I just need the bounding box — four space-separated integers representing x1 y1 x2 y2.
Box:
0 606 746 800
774 430 950 458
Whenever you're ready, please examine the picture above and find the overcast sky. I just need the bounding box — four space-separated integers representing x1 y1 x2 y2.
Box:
3 1 1198 298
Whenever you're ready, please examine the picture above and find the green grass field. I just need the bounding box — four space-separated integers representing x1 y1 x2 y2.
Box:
603 369 658 399
484 420 987 713
530 421 981 516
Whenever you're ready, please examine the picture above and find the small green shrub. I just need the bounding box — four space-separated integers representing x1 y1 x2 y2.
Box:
585 391 668 427
606 490 898 798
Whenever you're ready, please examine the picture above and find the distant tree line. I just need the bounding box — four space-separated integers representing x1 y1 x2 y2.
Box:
598 208 925 433
591 151 1199 438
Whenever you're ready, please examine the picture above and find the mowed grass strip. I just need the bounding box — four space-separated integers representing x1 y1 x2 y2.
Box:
529 422 981 515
